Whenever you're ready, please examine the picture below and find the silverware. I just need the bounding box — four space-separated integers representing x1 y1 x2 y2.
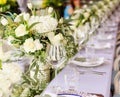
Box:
78 70 106 75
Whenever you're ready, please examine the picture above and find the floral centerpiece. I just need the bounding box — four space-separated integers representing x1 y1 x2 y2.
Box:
0 5 77 96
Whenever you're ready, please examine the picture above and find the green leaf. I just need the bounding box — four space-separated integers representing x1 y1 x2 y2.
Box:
33 64 39 82
1 14 13 25
28 22 40 30
29 59 37 71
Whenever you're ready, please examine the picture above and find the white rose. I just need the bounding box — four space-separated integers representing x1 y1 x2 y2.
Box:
23 38 36 53
27 3 32 10
1 17 8 26
48 7 53 14
15 24 28 37
51 33 64 45
34 39 43 50
23 13 30 21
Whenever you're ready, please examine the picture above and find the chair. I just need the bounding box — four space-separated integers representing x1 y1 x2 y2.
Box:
116 41 120 48
114 55 120 71
114 71 120 94
113 94 120 97
116 34 120 41
115 47 120 58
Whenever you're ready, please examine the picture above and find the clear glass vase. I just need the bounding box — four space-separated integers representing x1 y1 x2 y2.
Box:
30 58 51 83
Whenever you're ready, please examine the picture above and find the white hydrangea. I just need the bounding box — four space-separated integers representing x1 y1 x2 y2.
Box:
15 24 28 37
28 15 58 33
0 63 22 96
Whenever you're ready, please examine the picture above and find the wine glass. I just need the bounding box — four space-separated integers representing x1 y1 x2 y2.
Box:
47 44 67 77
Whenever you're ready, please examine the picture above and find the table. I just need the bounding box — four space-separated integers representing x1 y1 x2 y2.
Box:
42 31 117 97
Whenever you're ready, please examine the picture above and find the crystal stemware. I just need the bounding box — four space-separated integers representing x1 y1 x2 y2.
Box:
47 44 66 77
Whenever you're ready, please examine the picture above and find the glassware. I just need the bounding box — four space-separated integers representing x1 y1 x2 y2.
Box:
47 44 66 77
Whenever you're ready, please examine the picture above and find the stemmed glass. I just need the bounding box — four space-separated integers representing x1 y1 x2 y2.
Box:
47 44 67 78
47 43 67 93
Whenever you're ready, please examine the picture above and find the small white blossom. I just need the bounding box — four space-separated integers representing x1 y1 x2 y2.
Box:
15 24 28 37
23 13 30 21
48 7 53 14
7 36 14 45
23 38 36 53
27 3 32 10
14 15 21 23
83 12 90 19
59 18 63 24
1 17 8 26
34 39 43 50
14 13 30 22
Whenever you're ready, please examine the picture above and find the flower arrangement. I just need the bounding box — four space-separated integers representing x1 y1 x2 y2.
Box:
0 5 77 96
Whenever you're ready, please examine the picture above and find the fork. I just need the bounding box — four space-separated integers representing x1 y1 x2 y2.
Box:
78 70 106 75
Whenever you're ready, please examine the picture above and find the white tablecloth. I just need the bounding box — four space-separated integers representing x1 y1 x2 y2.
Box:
42 32 116 97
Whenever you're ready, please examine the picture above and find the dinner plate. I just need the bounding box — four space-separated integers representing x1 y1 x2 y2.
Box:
97 35 113 40
92 43 111 49
70 57 104 67
58 93 82 97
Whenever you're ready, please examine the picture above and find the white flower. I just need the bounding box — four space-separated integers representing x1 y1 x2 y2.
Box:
7 36 14 45
23 13 30 21
83 12 90 19
59 18 63 24
23 38 36 53
0 62 22 96
1 17 8 26
34 39 43 50
48 7 53 14
27 3 32 10
50 33 64 45
15 24 28 37
14 15 21 23
48 32 55 41
14 13 30 22
28 15 58 33
82 5 88 9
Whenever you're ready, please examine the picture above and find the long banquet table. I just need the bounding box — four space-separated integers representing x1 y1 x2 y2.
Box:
42 30 117 97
